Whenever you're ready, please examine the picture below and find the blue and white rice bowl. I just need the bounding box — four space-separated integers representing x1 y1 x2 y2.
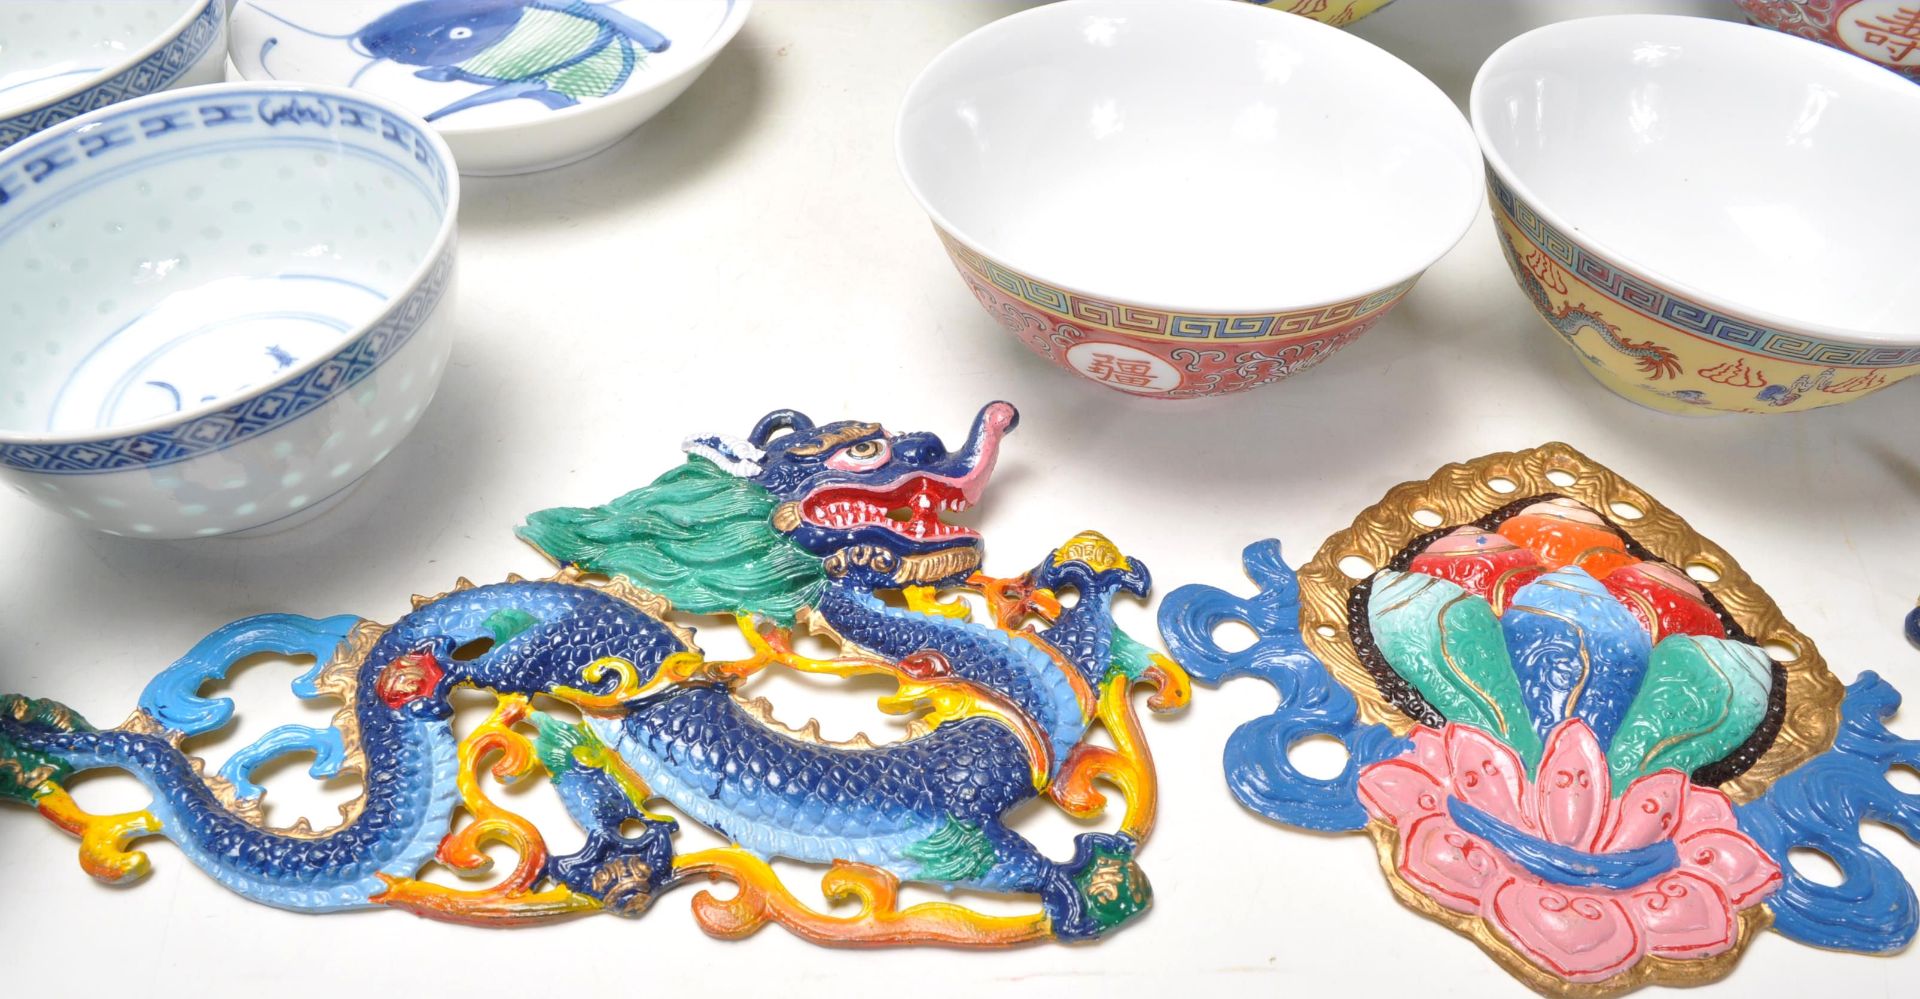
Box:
0 0 229 150
0 82 460 538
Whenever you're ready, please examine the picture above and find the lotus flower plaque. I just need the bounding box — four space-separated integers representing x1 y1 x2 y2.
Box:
1161 443 1918 996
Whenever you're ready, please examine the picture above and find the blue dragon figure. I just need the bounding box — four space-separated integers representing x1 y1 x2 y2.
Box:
0 403 1188 945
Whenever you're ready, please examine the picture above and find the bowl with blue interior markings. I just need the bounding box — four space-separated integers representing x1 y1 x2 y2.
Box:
0 82 460 538
0 0 229 150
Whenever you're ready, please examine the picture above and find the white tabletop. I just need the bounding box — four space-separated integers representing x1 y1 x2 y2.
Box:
3 2 1917 997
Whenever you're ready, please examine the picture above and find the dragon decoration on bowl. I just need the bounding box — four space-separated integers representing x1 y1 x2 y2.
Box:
0 402 1189 945
1161 443 1920 996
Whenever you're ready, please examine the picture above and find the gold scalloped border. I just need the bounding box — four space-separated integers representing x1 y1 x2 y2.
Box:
1296 443 1845 997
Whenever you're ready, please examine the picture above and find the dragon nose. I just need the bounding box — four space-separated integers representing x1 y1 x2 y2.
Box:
981 401 1018 435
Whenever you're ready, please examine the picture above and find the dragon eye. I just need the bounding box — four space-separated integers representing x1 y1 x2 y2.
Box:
826 438 891 471
449 26 474 39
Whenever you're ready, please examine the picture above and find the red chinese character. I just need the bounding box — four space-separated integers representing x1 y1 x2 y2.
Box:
1856 6 1920 63
1084 352 1158 388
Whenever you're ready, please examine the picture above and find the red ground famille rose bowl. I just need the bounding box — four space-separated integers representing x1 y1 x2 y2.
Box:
895 0 1479 398
1737 0 1920 80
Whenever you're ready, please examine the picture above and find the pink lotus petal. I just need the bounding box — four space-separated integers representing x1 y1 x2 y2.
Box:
1398 812 1506 914
1601 770 1689 852
1406 724 1448 774
1672 785 1737 841
1630 871 1737 958
1445 723 1536 832
1675 828 1783 907
1359 758 1446 823
1488 876 1644 982
1536 721 1610 850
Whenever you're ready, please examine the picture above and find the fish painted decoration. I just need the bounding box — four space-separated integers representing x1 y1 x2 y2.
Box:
246 0 683 120
0 403 1188 945
1161 443 1920 995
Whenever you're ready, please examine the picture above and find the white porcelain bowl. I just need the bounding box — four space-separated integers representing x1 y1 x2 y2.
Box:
898 0 1480 397
0 82 460 538
1473 15 1920 414
226 0 751 176
0 0 228 149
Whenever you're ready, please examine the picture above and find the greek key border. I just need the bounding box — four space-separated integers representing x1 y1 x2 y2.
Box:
1489 172 1920 368
938 229 1412 342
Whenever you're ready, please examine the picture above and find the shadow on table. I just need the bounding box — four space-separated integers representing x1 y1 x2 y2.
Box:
455 19 774 229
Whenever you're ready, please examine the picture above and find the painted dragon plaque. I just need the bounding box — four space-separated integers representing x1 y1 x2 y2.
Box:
0 402 1188 945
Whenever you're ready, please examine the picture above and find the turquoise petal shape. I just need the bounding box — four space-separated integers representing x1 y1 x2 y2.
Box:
1608 634 1773 790
1368 570 1543 769
1501 568 1653 751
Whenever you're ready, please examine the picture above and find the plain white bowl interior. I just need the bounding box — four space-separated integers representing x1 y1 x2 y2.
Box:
0 1 203 115
898 0 1480 311
1473 15 1920 342
0 88 452 438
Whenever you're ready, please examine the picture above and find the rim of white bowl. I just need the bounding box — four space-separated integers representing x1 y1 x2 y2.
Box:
895 0 1482 316
1471 13 1920 348
0 0 217 119
225 0 752 137
0 81 461 447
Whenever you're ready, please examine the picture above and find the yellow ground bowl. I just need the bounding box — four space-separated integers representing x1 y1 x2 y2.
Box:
1489 176 1920 416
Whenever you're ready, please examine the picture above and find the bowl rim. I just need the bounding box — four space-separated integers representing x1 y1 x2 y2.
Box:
0 80 461 448
893 0 1482 316
1470 13 1920 348
0 0 219 120
224 0 752 137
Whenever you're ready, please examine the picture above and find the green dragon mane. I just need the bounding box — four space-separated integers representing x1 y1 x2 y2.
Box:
517 456 828 624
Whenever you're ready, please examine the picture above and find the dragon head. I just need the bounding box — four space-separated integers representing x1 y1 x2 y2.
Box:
717 401 1017 591
519 403 1018 623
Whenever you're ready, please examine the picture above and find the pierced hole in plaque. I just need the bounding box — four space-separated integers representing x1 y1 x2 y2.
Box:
1685 560 1722 585
1545 469 1576 488
1788 847 1845 887
1887 764 1920 796
1054 588 1081 610
1287 734 1350 780
176 649 358 830
1609 500 1646 521
1212 619 1257 654
1410 508 1444 528
60 769 154 816
1314 624 1339 639
1006 793 1109 866
1487 476 1518 494
1762 638 1801 664
1861 820 1920 895
451 636 494 661
1338 555 1375 580
744 667 914 747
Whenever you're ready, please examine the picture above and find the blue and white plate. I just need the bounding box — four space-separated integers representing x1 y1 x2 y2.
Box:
228 0 750 175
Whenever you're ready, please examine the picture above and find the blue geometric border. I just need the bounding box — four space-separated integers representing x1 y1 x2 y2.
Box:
0 0 224 150
938 229 1412 342
1490 172 1920 368
0 246 453 475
